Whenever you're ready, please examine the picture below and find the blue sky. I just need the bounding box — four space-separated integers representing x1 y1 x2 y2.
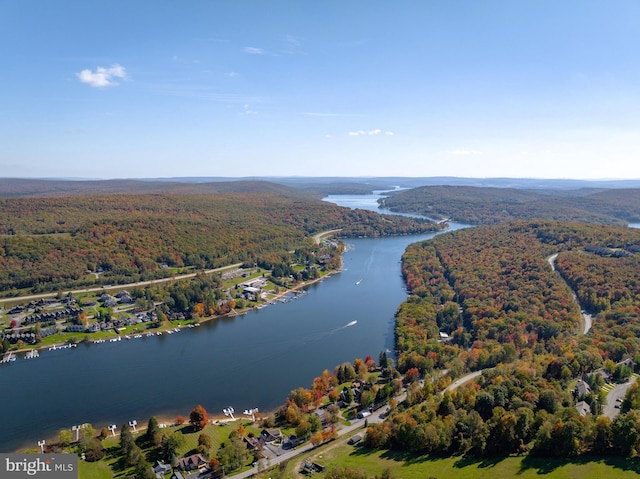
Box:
2 1 640 179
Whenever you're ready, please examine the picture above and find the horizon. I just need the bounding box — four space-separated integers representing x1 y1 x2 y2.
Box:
2 175 640 183
3 1 640 179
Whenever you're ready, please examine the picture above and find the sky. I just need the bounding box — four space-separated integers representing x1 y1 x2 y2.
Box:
2 0 640 180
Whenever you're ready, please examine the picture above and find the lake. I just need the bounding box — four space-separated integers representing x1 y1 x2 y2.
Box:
0 194 464 452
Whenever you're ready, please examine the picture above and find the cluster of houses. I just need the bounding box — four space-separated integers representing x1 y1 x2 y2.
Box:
573 358 635 417
23 307 82 326
99 290 134 307
66 312 157 334
238 277 268 301
574 379 594 417
150 452 209 479
3 326 61 344
3 331 37 344
244 428 303 453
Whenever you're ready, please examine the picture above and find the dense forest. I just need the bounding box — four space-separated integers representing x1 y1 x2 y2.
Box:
0 191 440 295
381 185 640 225
365 221 640 457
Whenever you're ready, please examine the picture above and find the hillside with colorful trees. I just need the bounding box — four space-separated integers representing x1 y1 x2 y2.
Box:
0 190 440 295
382 185 640 225
368 220 640 457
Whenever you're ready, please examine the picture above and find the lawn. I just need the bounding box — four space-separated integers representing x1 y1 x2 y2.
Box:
77 420 260 479
282 439 640 479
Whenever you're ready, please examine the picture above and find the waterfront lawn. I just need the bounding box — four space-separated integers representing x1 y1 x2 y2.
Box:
288 441 640 479
79 420 260 479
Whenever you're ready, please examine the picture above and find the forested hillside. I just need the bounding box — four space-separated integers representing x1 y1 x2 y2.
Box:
382 186 640 225
366 221 640 457
0 192 439 295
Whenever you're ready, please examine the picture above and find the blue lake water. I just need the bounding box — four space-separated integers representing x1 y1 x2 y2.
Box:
0 194 464 452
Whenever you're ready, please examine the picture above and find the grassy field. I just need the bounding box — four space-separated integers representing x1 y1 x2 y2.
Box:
77 420 261 479
282 439 640 479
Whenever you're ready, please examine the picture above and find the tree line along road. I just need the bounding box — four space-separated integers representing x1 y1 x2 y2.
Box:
0 263 244 305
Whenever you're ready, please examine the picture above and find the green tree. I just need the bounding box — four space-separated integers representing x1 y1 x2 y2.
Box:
146 416 162 446
58 429 72 447
134 460 156 479
197 433 213 458
161 432 185 463
217 434 250 473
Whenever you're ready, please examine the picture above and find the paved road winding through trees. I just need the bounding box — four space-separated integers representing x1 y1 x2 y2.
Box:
547 253 592 334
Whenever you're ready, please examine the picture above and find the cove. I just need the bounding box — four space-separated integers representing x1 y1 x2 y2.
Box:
0 194 464 452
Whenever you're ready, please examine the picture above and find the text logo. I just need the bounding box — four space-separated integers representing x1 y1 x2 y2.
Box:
1 455 77 479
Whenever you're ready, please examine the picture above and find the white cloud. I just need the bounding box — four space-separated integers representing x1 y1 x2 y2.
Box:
243 47 266 55
225 71 239 78
447 149 482 156
76 64 127 87
348 129 394 136
242 104 257 115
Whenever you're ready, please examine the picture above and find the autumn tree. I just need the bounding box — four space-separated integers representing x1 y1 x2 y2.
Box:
196 433 213 458
190 404 209 430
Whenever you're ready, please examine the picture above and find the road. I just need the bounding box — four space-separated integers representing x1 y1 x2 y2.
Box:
603 376 638 419
223 372 488 479
0 263 244 304
225 412 382 479
444 370 485 393
313 229 342 245
547 253 592 334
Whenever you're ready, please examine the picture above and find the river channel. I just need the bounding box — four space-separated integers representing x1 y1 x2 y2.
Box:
0 193 465 452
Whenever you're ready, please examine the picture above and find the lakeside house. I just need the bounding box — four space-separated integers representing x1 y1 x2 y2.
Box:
152 460 172 479
178 453 206 472
260 428 282 443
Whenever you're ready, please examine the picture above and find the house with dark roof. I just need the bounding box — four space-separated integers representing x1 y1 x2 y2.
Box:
152 460 172 479
260 428 282 443
575 400 591 416
575 379 591 398
178 454 206 472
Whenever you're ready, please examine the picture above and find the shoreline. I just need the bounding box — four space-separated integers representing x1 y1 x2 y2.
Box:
6 272 339 453
1 269 340 360
18 409 277 454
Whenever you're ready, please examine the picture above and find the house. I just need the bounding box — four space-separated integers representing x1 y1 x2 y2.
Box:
244 436 263 450
575 380 591 398
242 286 261 300
575 400 591 416
260 428 282 443
152 460 172 479
282 434 302 449
315 408 333 426
178 453 206 471
617 358 635 369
